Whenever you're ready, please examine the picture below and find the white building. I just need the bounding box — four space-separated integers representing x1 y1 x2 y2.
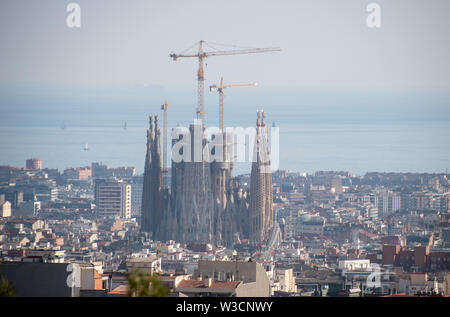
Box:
274 267 297 293
0 201 11 218
94 179 131 219
370 192 401 217
338 259 371 271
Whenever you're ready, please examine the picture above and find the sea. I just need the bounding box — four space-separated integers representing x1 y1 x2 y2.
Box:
1 84 449 176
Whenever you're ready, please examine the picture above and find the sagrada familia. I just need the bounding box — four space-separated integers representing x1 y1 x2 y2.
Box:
141 111 276 246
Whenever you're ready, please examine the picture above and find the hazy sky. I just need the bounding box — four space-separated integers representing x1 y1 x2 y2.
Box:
1 0 450 92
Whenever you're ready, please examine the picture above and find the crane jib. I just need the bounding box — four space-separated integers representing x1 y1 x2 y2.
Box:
169 41 281 120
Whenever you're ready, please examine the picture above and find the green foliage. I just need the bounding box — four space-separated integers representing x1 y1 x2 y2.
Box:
126 270 168 297
0 276 15 297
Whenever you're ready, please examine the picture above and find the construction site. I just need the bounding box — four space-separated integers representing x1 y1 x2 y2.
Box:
140 41 282 247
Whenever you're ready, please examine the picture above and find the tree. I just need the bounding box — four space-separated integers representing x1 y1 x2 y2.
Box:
0 276 15 297
126 270 168 297
327 283 342 297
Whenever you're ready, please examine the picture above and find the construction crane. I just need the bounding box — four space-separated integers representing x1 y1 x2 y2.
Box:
161 100 170 176
169 40 280 121
209 77 258 132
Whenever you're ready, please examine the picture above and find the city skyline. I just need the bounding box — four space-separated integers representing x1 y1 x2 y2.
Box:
1 1 450 301
1 1 450 175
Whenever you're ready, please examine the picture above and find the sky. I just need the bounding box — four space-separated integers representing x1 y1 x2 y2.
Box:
0 0 450 92
0 1 449 175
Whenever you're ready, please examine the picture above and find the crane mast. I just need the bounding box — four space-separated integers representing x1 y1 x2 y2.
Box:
210 78 258 163
210 77 258 132
161 100 170 182
197 41 205 119
219 79 224 133
170 41 280 122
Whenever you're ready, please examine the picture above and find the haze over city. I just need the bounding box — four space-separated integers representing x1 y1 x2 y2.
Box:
1 1 450 175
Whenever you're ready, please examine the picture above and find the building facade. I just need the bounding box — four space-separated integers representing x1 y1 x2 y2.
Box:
141 111 274 246
131 175 143 217
26 158 42 170
94 179 131 219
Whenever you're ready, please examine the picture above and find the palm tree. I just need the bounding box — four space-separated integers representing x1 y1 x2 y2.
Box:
126 270 168 297
0 276 15 297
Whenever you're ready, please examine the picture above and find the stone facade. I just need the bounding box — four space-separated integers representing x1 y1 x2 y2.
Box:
141 112 273 246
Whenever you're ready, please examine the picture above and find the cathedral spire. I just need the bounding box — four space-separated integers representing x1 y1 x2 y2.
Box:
153 116 162 168
249 110 273 245
149 115 154 134
154 115 159 127
141 114 163 238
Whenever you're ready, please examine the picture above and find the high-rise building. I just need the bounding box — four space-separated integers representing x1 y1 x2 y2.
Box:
284 207 301 240
131 175 144 217
370 191 401 217
26 158 42 170
94 179 131 219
